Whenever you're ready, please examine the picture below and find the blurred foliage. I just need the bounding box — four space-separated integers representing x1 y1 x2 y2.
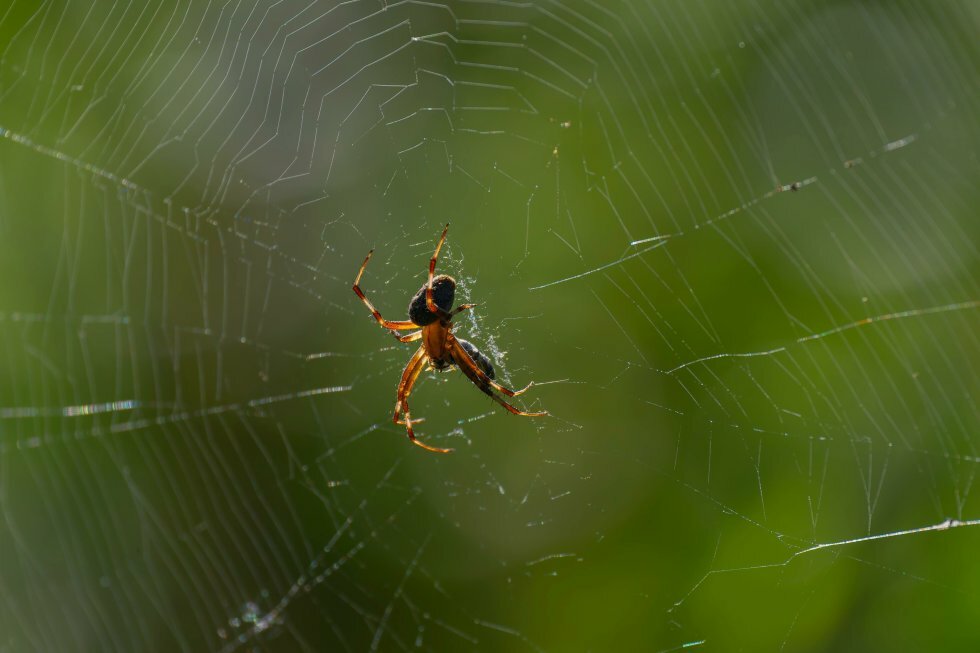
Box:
0 1 978 651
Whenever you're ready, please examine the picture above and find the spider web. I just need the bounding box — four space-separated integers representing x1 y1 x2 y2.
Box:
1 1 978 651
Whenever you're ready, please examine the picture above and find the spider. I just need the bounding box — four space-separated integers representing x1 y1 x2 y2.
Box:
353 224 546 453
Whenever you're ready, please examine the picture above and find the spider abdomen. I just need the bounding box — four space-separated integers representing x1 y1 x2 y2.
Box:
408 274 456 325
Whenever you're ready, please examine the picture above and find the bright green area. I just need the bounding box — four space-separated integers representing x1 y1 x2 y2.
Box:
0 1 978 651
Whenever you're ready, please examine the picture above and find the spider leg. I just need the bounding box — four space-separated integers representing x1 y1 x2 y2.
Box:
448 335 536 397
394 346 427 422
453 352 548 417
353 249 421 331
425 224 452 318
394 413 425 426
393 346 453 453
487 392 549 417
401 400 453 454
451 303 477 317
394 330 422 343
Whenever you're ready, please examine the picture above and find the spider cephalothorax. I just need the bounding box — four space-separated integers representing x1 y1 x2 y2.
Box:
352 224 545 453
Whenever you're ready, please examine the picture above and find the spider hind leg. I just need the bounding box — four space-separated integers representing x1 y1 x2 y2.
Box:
425 224 453 318
352 249 421 331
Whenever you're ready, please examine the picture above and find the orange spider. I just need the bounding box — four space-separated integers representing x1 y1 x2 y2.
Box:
352 225 546 453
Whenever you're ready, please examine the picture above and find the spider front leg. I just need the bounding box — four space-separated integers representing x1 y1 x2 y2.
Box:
398 399 452 454
353 249 421 331
393 346 453 453
454 353 548 418
487 391 548 417
448 335 536 397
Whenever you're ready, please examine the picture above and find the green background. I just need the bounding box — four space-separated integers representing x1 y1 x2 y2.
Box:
1 1 978 651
